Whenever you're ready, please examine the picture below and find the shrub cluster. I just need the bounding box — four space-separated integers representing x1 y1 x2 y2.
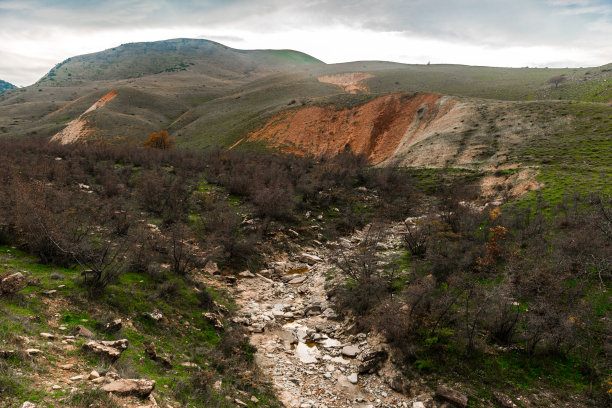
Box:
332 191 611 401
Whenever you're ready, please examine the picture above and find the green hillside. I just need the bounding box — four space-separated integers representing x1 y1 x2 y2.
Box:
37 38 323 85
0 79 16 94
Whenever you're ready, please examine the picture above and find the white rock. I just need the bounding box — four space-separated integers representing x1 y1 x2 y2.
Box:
70 375 84 381
321 338 341 348
347 373 358 384
295 342 319 364
413 403 426 408
341 345 359 357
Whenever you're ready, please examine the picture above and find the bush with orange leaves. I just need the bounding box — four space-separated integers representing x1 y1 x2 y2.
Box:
143 130 174 150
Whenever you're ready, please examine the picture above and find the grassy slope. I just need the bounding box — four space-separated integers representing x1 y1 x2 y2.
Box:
0 246 278 408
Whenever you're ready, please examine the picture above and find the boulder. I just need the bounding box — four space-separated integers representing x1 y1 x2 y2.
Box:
82 339 128 361
492 391 518 408
300 253 323 265
358 350 387 374
102 379 156 398
203 312 224 329
388 375 408 394
103 318 122 333
436 385 469 408
74 325 95 338
0 272 26 295
341 345 359 358
288 275 307 285
238 270 255 278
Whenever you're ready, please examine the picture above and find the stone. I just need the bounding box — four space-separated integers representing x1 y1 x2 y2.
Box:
0 349 16 358
358 350 387 374
322 308 337 318
341 345 359 357
288 275 307 285
82 339 128 361
436 385 469 408
203 312 224 329
0 272 26 294
91 377 106 384
235 399 248 407
347 373 358 384
40 332 56 339
25 348 42 355
74 325 94 338
143 310 163 321
69 375 84 381
413 403 426 408
492 391 518 408
238 270 255 278
20 402 36 408
250 396 259 403
389 375 407 394
103 318 122 333
59 363 74 370
52 385 62 390
102 379 156 398
88 370 100 380
295 342 319 364
300 253 323 265
288 229 299 238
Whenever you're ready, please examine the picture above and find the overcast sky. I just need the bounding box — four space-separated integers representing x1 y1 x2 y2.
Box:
1 0 611 86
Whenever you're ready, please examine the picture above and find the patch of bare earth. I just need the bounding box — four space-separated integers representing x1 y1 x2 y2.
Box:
480 168 541 200
50 90 118 145
317 72 374 94
246 92 467 165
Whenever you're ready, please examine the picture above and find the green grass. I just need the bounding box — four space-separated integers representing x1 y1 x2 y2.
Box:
510 101 612 205
0 244 277 407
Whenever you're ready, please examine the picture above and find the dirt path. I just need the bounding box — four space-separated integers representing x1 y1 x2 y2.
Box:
233 226 424 408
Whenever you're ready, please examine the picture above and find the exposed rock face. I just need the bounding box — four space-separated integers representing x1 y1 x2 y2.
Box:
436 385 469 407
102 379 155 398
0 272 26 295
82 339 128 361
245 92 465 165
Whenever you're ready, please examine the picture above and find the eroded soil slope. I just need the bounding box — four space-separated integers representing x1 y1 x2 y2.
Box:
246 92 468 164
317 72 374 93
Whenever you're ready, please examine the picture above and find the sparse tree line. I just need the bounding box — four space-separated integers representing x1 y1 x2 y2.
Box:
0 139 411 293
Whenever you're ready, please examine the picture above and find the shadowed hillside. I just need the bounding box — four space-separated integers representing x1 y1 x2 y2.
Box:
0 79 16 94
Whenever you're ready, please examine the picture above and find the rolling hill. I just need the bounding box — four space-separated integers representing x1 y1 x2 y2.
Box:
0 39 610 202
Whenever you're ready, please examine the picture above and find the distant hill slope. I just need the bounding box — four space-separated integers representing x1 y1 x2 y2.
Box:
0 38 609 175
0 79 16 94
37 38 323 85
